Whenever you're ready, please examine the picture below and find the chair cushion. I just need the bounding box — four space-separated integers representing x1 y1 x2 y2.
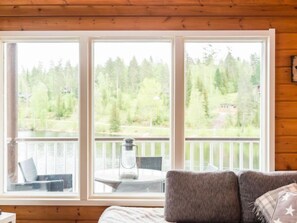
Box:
238 171 297 223
164 170 240 223
18 158 38 181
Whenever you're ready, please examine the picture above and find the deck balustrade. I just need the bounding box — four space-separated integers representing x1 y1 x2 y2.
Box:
14 137 260 175
10 137 259 192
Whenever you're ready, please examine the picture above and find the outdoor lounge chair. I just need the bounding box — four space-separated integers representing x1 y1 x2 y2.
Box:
136 156 162 171
8 157 72 192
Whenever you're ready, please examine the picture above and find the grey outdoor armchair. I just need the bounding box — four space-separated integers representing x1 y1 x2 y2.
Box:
136 156 162 171
8 157 72 192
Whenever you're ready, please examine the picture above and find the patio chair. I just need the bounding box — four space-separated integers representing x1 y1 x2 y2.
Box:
8 157 72 192
138 156 164 192
136 156 162 171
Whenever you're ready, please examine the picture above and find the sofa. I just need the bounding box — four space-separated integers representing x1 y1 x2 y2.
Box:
99 170 297 223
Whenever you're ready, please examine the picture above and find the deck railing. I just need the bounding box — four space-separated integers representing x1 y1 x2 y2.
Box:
14 137 260 176
12 137 260 192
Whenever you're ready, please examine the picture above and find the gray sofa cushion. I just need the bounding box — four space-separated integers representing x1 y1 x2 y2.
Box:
164 170 240 223
238 171 297 223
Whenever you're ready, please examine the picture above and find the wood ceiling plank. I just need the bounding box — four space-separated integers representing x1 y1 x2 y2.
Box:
0 16 280 31
1 5 297 17
0 0 296 6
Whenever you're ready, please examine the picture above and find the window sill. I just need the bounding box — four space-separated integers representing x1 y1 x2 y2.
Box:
0 194 165 206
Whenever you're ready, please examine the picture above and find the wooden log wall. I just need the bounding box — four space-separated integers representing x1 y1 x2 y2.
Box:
1 0 297 221
1 206 107 223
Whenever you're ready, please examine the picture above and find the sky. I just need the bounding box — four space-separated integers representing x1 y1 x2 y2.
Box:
14 41 261 71
16 42 79 71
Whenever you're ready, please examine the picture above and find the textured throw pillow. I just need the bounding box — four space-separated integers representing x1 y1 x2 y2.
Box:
254 183 297 222
271 192 297 223
165 171 240 223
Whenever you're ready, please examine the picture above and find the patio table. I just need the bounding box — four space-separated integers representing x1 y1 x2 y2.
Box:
95 168 166 192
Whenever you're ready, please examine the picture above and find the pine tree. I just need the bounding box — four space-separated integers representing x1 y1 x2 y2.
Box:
250 53 260 86
202 90 210 118
110 102 120 132
186 69 192 108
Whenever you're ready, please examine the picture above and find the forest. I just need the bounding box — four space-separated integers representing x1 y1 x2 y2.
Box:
17 45 260 138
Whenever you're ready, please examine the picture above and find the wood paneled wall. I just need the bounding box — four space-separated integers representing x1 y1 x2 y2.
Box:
0 205 107 223
1 0 297 221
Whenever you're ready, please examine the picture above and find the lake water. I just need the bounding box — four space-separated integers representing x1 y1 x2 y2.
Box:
18 130 78 138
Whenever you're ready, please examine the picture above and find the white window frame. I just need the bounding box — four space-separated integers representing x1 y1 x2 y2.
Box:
0 30 275 206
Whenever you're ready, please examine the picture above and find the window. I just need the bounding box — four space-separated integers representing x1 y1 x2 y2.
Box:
0 30 274 204
3 41 79 195
184 41 262 171
92 41 171 194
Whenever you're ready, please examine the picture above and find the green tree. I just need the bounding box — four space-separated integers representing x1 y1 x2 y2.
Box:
224 51 239 92
250 53 260 86
236 70 254 128
202 90 210 118
109 102 121 132
30 82 49 129
137 78 162 127
127 57 140 93
203 44 216 65
140 58 154 81
186 69 192 108
214 68 227 94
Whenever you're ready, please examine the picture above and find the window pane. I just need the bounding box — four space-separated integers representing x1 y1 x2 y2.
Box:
4 42 79 193
93 41 171 193
184 42 262 172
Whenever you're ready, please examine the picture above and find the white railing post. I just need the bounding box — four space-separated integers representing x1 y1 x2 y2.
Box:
34 143 37 170
112 142 116 169
150 142 155 156
161 142 165 158
219 142 224 170
141 142 146 157
54 142 57 174
249 142 254 170
102 143 106 170
209 142 214 166
161 142 166 170
63 142 66 174
199 142 204 171
239 142 244 170
74 142 77 192
229 142 234 171
44 143 47 174
190 142 194 170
